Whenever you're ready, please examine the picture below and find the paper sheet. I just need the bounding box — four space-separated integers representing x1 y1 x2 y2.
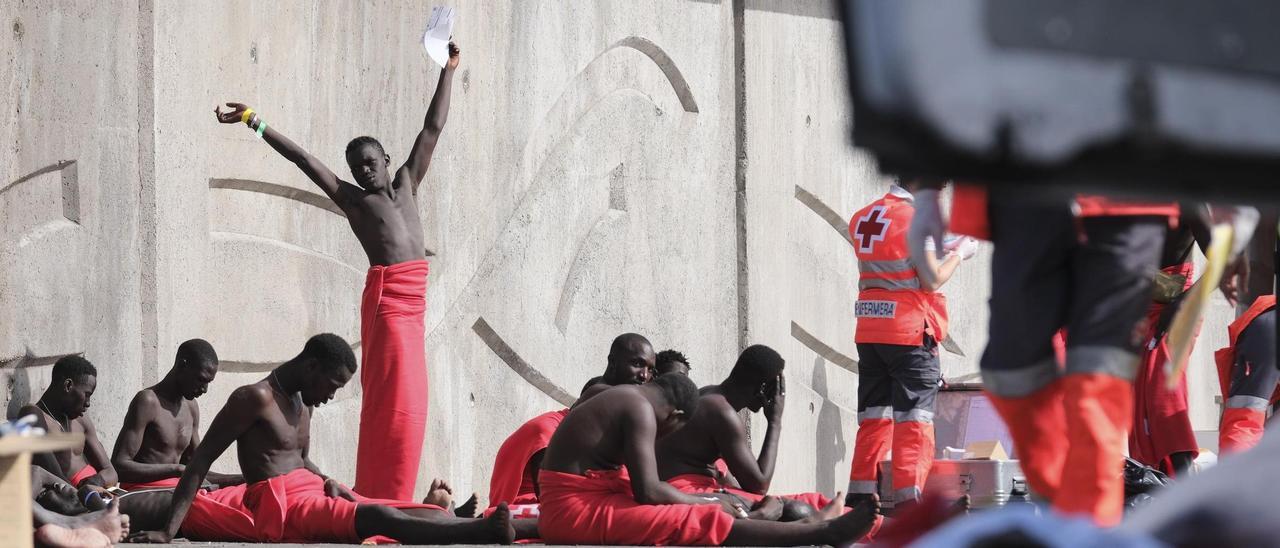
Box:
422 6 455 68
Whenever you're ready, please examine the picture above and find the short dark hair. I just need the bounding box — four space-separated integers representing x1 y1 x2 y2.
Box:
175 339 218 368
299 334 357 375
655 349 690 374
345 136 385 157
727 344 784 384
653 373 699 416
608 333 652 358
51 355 96 384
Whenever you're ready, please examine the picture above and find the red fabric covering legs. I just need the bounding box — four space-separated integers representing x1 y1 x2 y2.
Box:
538 469 734 545
1058 374 1133 526
987 382 1068 501
891 421 935 501
69 464 97 487
1219 408 1267 455
665 473 831 511
120 477 180 491
179 483 255 542
487 409 569 508
354 259 430 501
849 418 892 494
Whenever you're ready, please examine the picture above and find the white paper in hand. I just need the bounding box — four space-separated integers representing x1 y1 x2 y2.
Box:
422 6 455 68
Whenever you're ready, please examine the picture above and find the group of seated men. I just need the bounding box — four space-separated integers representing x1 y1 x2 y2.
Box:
21 332 882 546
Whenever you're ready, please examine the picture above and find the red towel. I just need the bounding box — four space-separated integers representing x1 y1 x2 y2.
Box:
354 259 430 501
69 464 97 487
120 477 180 491
1129 263 1200 472
666 473 831 512
488 409 569 508
537 469 734 546
179 469 443 543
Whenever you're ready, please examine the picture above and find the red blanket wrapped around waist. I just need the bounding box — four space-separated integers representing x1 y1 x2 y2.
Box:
538 468 734 546
180 468 444 544
355 259 429 501
68 464 97 487
120 477 180 491
666 473 831 511
488 409 569 509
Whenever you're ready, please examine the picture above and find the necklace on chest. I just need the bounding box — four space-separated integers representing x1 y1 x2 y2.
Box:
37 400 69 431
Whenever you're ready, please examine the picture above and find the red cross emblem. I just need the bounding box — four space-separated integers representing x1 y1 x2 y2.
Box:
854 206 891 253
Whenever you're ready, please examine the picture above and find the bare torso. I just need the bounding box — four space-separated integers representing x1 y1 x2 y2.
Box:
21 404 91 476
235 381 311 483
341 173 425 266
541 385 648 475
133 389 197 466
655 389 732 480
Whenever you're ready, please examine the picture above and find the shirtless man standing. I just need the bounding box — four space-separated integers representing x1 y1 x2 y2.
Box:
214 41 462 501
20 355 117 489
111 339 242 490
127 334 513 544
537 372 876 545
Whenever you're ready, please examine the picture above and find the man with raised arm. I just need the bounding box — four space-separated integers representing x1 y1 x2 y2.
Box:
214 42 461 501
20 356 118 490
537 371 877 546
127 334 513 544
111 339 243 490
656 345 835 519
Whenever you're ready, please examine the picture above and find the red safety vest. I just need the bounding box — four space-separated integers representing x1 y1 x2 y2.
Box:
1214 295 1279 404
948 184 1178 241
850 192 948 346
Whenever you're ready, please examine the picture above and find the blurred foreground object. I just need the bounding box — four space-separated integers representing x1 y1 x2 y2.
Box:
839 0 1280 200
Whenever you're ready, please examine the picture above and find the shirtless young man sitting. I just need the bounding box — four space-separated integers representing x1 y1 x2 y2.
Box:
20 356 117 490
575 333 657 405
111 339 242 490
537 372 876 545
656 345 837 520
127 334 513 544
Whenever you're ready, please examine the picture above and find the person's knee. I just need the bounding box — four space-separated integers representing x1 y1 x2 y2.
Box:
356 504 401 530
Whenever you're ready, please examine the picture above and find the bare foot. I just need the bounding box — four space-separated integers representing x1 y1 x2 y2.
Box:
747 495 784 521
484 502 516 545
820 491 848 520
34 524 113 548
81 499 126 542
454 492 480 518
422 478 454 508
821 495 878 546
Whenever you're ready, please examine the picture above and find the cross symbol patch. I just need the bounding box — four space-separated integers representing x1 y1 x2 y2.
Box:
854 206 891 253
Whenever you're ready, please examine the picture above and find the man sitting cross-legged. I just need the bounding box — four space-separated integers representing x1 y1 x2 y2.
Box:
537 372 876 545
20 355 117 490
656 345 845 522
111 339 243 491
127 334 514 544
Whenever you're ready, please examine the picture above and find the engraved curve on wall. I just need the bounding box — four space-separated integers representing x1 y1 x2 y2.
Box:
791 321 859 374
1 160 81 242
473 317 576 407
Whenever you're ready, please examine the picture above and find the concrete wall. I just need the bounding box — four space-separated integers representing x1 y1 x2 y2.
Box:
2 0 1234 502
